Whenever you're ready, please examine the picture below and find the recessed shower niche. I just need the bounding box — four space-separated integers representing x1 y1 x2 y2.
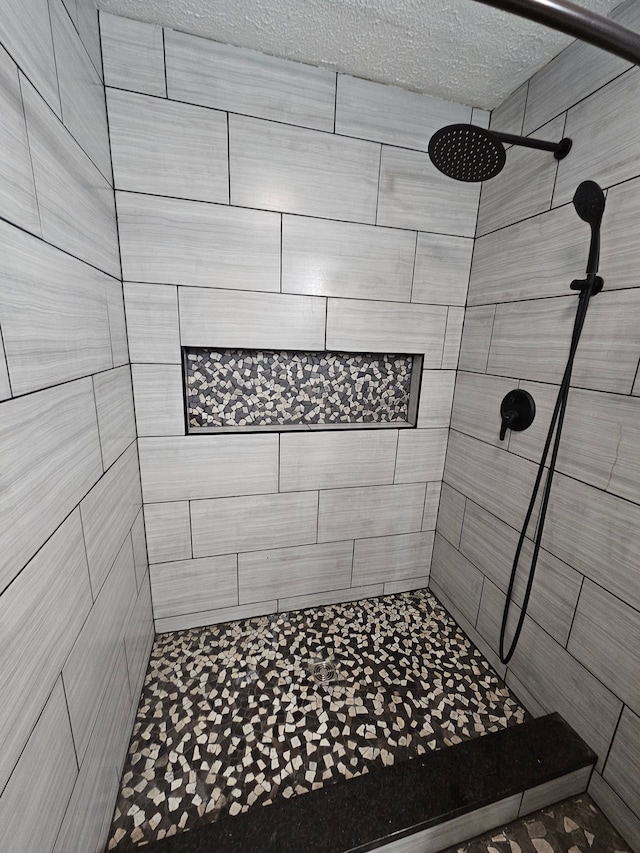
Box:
183 348 423 433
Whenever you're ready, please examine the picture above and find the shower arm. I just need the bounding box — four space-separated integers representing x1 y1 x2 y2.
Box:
490 129 572 158
471 0 640 66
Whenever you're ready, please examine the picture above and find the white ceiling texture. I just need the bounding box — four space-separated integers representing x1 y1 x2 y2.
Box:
98 0 622 108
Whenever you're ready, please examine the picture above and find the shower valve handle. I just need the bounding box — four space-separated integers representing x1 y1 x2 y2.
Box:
499 389 536 441
500 410 518 441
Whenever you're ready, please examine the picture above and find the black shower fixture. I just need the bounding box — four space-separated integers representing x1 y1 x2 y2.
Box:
428 123 572 182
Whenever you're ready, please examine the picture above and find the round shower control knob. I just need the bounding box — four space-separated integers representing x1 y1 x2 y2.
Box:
499 390 536 441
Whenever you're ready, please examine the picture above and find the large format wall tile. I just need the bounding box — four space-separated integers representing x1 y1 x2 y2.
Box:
124 282 180 364
0 46 39 234
417 371 456 428
394 428 448 483
282 216 415 302
151 554 238 618
490 82 527 137
106 281 129 367
0 511 92 793
80 442 141 596
144 501 192 564
279 583 384 611
139 435 278 502
352 532 434 586
0 337 10 400
131 509 148 590
553 67 640 206
0 220 113 395
93 367 136 470
229 114 380 223
179 287 326 350
430 533 483 626
457 305 495 373
0 378 102 592
166 29 336 131
125 577 154 696
318 482 426 542
568 580 640 714
335 74 471 150
0 678 78 853
436 483 466 548
118 193 280 291
155 600 278 633
132 364 185 436
442 307 465 369
100 12 166 97
451 371 520 449
22 78 119 277
326 298 447 364
191 492 318 558
377 146 480 237
108 89 229 203
238 541 354 604
603 707 640 817
589 773 640 853
412 233 472 307
600 175 640 292
280 431 398 491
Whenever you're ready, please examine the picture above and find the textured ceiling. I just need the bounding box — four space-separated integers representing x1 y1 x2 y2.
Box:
97 0 621 108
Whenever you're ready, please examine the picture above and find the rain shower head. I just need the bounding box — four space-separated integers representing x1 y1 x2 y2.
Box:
572 180 606 228
428 123 572 182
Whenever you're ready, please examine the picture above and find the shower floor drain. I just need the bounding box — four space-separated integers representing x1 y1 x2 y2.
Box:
311 659 336 685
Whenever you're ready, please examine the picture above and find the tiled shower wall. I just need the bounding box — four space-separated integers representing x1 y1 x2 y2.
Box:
433 3 640 848
0 1 154 850
101 12 486 632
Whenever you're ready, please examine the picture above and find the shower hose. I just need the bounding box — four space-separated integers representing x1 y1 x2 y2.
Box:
498 270 603 665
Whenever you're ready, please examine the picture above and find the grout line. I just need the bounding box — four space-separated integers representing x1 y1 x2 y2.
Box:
188 501 194 558
17 72 44 240
46 0 64 122
549 110 568 210
564 575 584 649
392 429 400 484
162 27 168 97
315 490 320 544
226 112 231 204
374 144 383 226
279 214 283 293
409 231 419 303
333 73 338 133
0 323 14 399
520 80 530 136
91 374 106 474
600 704 626 774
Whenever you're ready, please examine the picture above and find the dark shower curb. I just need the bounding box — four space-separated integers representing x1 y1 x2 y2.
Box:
130 712 595 853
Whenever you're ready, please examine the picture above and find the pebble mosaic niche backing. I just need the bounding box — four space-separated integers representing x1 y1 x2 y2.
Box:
184 349 419 431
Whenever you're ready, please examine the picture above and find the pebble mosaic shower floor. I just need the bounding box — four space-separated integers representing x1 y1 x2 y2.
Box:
107 589 529 850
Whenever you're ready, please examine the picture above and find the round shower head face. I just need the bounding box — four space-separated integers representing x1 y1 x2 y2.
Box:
428 124 506 182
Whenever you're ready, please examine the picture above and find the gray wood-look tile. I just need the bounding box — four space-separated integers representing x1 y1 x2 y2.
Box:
0 220 113 396
469 204 586 306
280 431 398 492
603 707 640 817
51 0 111 180
476 115 564 237
61 0 78 27
63 534 137 761
412 233 472 307
166 28 335 131
422 481 442 531
0 0 60 115
151 554 238 618
600 175 640 293
441 306 465 369
131 509 148 591
80 442 141 596
376 796 522 853
124 577 154 696
490 82 527 137
634 369 640 397
229 114 380 223
589 772 640 853
108 89 229 203
100 12 166 97
451 371 519 449
394 428 447 483
472 108 491 129
155 600 278 633
191 492 318 558
417 370 455 428
553 68 640 207
279 584 384 612
132 364 185 437
430 533 484 627
93 367 136 470
282 215 415 302
139 435 278 502
326 298 447 364
107 280 129 367
487 290 640 394
352 532 434 586
475 574 524 662
445 430 538 533
0 678 78 852
179 287 326 351
318 482 426 543
118 192 280 291
384 577 430 595
238 541 354 604
21 78 120 277
335 74 471 150
463 502 582 648
377 145 480 237
523 0 640 136
0 335 10 400
0 511 91 794
436 483 466 548
546 473 640 613
519 766 592 816
53 648 131 853
568 580 640 715
509 613 623 773
145 501 192 565
0 378 102 593
124 282 180 364
0 46 40 234
458 304 495 373
75 0 102 81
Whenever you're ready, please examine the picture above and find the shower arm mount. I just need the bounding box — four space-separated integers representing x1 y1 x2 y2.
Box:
491 129 572 159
